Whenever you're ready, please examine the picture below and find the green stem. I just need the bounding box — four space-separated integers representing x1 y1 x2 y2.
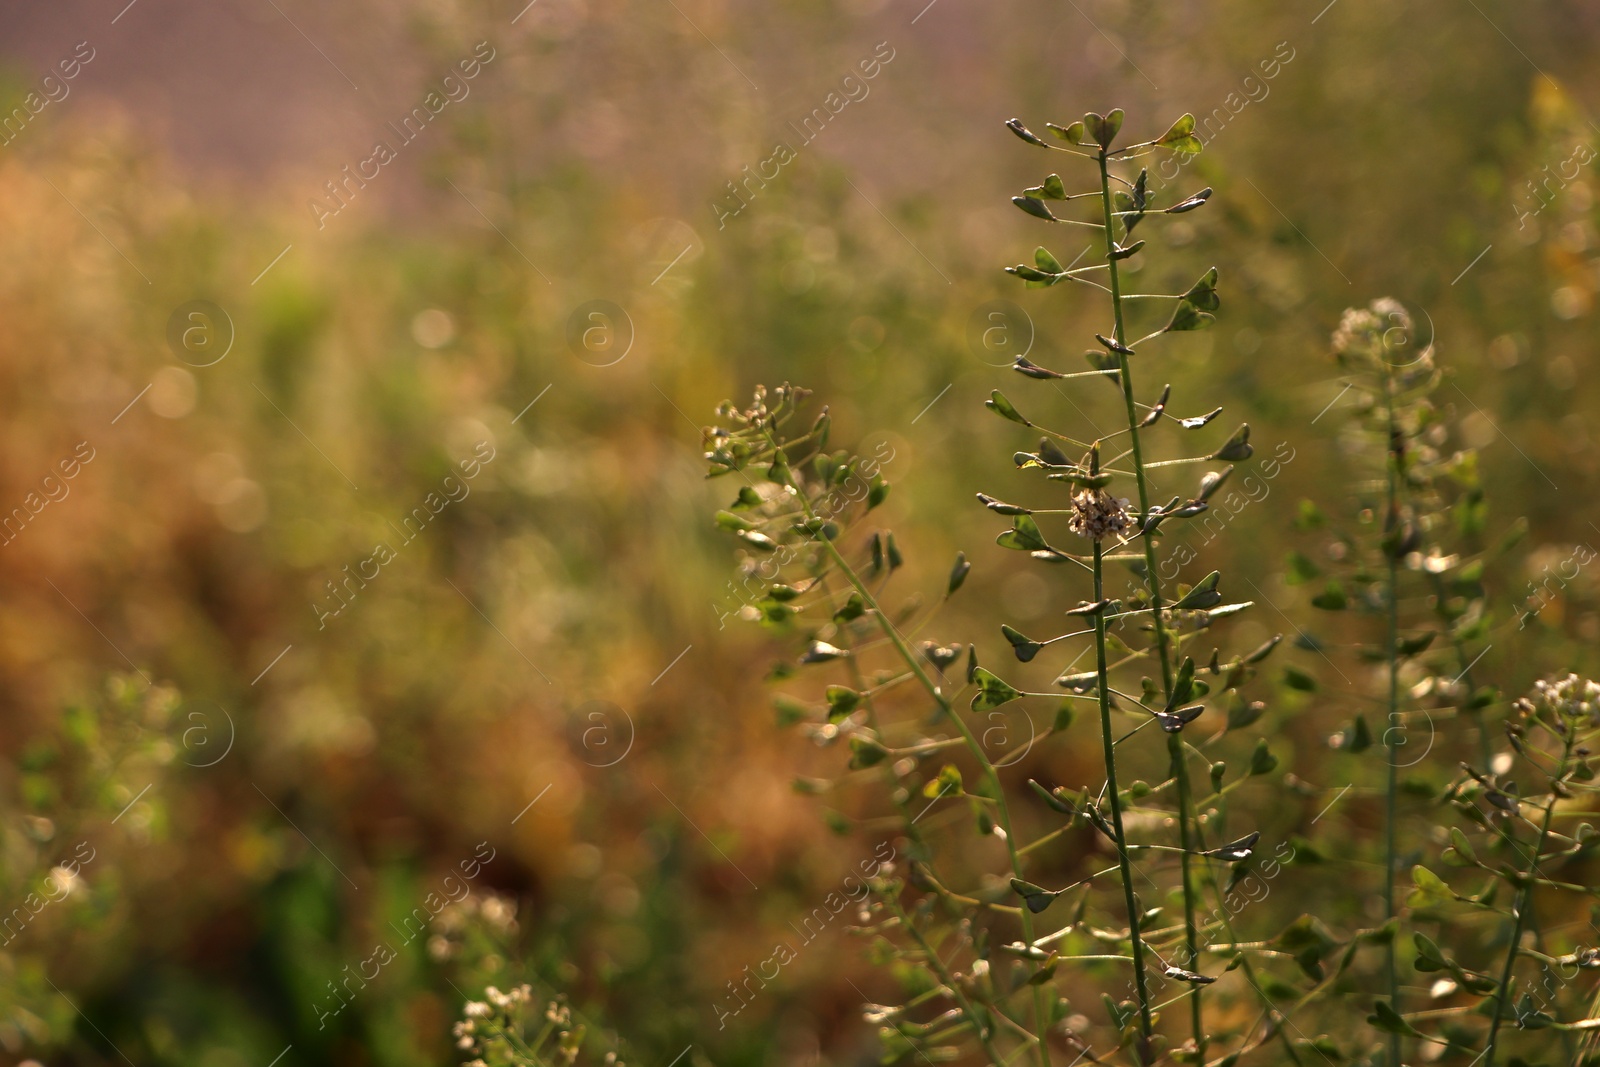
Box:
1382 367 1402 1067
1189 742 1305 1067
1093 537 1155 1062
1097 148 1203 1055
1485 745 1568 1067
1427 569 1494 770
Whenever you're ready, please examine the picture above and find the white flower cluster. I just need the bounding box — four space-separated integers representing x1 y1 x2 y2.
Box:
1529 673 1600 721
1331 298 1410 355
1067 489 1131 542
453 985 532 1034
430 890 520 961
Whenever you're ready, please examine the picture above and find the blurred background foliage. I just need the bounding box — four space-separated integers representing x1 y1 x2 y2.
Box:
0 0 1597 1064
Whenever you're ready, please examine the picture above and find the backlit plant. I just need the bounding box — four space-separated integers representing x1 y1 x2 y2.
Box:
1286 303 1600 1065
704 109 1308 1066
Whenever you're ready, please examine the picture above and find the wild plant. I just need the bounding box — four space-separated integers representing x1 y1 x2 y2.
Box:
704 109 1302 1066
440 893 626 1067
1 674 178 1057
1278 302 1600 1066
1426 672 1600 1067
1280 300 1502 1063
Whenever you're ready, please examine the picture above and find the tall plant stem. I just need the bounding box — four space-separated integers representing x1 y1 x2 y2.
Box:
1097 149 1204 1053
1485 736 1569 1067
1381 367 1402 1067
794 484 1052 1067
1093 538 1154 1061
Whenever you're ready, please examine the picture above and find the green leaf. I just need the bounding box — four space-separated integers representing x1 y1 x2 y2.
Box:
948 551 971 595
1034 245 1065 272
1412 932 1446 971
825 685 860 721
1210 424 1253 461
866 475 889 509
1447 826 1478 864
1226 694 1265 731
996 515 1049 553
1009 877 1058 913
1164 133 1204 156
833 593 865 622
1083 109 1123 149
1006 264 1061 287
1285 551 1320 584
1194 467 1230 503
986 389 1032 426
1166 187 1213 212
1173 571 1222 610
1397 631 1437 657
1168 656 1197 708
1243 634 1283 664
1249 738 1278 776
1108 239 1145 261
1155 704 1205 733
1013 357 1065 379
1025 175 1068 201
1001 624 1045 663
1046 120 1087 145
925 763 962 797
715 509 755 532
1345 714 1373 752
971 667 1022 712
1084 348 1120 373
1282 665 1317 692
1038 438 1073 466
1028 778 1077 814
1165 300 1216 333
1408 865 1452 909
1027 954 1062 983
1275 914 1338 958
1367 999 1422 1038
1013 196 1058 221
1005 118 1048 146
1183 266 1220 311
977 492 1033 516
1158 113 1196 145
773 695 808 727
849 737 887 768
1311 581 1348 611
1052 701 1074 732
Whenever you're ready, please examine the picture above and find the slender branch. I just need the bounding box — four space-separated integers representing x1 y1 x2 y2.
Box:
1382 359 1403 1067
1486 744 1571 1067
1093 536 1155 1062
1097 146 1204 1057
793 487 1052 1067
